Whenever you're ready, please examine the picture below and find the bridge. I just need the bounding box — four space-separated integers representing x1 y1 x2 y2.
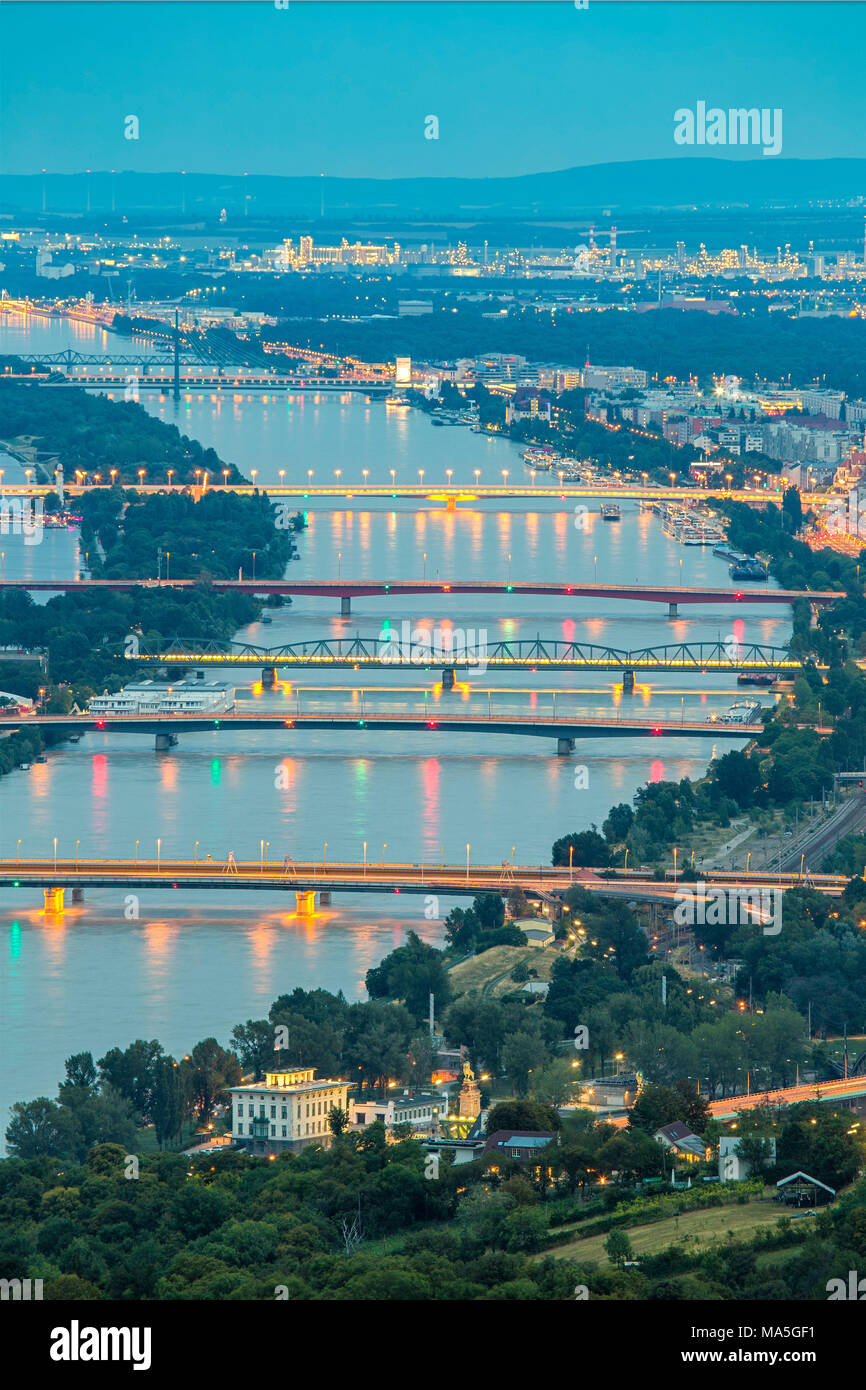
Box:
0 577 836 618
126 636 804 690
0 709 768 753
0 858 847 916
0 480 834 509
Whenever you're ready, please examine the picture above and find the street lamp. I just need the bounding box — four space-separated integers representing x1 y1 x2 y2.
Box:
279 469 286 485
382 842 387 866
157 838 161 870
138 468 146 486
194 840 199 865
363 841 367 874
222 469 229 486
446 468 453 485
466 843 471 882
251 469 258 487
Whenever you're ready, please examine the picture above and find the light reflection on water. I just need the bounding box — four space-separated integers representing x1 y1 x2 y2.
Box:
0 318 791 1136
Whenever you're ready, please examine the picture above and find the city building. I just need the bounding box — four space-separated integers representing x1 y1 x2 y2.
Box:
350 1088 449 1133
230 1067 349 1155
88 678 235 716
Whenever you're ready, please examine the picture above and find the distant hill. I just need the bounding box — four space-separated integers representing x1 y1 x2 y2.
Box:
2 159 865 220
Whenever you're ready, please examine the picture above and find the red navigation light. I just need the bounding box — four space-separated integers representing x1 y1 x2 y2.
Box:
442 584 451 592
96 720 105 729
428 721 436 728
653 726 661 735
736 592 742 600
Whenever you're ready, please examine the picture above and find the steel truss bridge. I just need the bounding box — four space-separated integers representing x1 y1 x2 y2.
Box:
126 635 804 681
13 349 206 369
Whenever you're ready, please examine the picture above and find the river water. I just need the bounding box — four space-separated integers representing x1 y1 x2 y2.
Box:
0 311 788 1141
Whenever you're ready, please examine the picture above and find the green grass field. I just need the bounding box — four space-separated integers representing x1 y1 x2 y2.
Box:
547 1198 783 1264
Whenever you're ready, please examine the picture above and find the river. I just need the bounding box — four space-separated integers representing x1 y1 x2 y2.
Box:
0 310 789 1142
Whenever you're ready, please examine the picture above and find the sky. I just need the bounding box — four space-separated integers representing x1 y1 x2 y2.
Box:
0 1 864 179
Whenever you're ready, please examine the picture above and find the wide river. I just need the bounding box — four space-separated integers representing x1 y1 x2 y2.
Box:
0 311 788 1141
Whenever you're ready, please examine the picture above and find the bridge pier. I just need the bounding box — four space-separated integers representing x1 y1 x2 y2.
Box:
43 887 65 912
319 890 331 906
668 602 679 618
340 596 351 616
622 668 635 693
556 736 575 756
71 887 84 903
295 889 316 915
446 496 457 512
442 667 455 690
261 666 277 688
155 732 177 751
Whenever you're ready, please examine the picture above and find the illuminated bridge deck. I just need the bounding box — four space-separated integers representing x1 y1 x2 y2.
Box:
127 636 805 675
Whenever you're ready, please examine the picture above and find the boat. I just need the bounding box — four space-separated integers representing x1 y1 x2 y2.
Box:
713 543 742 559
69 735 81 743
601 503 621 521
729 557 769 581
737 672 778 687
261 614 273 625
708 698 762 725
20 762 31 770
385 395 410 407
521 446 558 469
35 754 47 763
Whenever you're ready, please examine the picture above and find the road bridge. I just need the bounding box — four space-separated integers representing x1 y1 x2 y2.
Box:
0 577 836 618
0 708 768 754
126 636 803 691
0 859 847 915
0 481 833 509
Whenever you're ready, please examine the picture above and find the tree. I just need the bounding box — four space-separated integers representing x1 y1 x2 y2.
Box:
502 1031 549 1098
604 1229 635 1267
628 1081 709 1135
61 1052 97 1091
184 1039 241 1123
366 932 452 1019
328 1106 350 1137
5 1097 72 1158
486 1101 561 1135
603 803 634 844
230 1020 276 1082
783 486 803 534
551 829 610 868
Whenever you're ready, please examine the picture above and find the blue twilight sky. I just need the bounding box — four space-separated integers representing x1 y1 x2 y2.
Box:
1 1 864 178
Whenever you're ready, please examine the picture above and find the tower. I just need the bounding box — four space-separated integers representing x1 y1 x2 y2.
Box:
173 309 181 401
457 1059 481 1119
